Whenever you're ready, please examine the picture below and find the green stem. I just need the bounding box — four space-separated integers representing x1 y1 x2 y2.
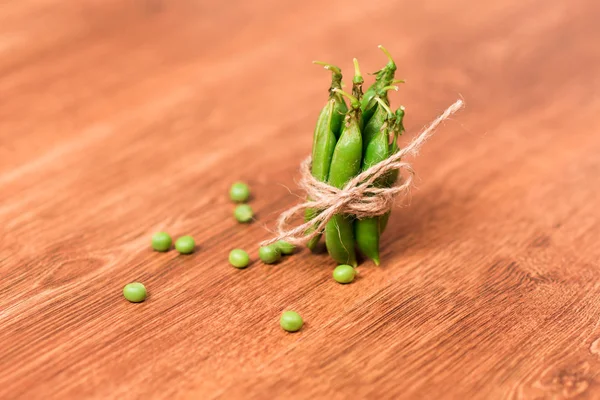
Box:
377 85 398 96
378 45 396 69
352 58 364 84
375 97 393 118
312 61 342 75
332 88 360 109
391 106 406 144
396 106 406 131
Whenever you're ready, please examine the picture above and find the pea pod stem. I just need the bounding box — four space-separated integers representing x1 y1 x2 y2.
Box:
332 88 360 109
394 106 406 137
312 61 342 76
375 97 393 118
366 85 398 109
379 85 399 94
377 45 396 70
352 58 364 85
350 58 366 129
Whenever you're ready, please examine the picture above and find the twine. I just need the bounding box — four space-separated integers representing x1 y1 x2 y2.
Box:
261 99 464 246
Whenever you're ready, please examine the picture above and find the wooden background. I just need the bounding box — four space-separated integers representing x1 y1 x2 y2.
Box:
1 0 600 399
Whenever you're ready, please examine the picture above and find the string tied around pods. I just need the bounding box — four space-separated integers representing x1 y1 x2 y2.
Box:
260 99 464 247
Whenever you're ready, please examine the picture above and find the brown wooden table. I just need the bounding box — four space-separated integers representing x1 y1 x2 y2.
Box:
2 1 600 398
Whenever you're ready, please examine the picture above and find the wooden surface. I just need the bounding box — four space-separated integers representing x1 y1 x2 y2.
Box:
1 0 600 399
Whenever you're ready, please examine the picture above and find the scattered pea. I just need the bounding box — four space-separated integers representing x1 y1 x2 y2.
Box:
280 310 303 332
123 282 147 303
276 240 295 255
229 249 250 268
151 232 172 252
259 245 281 264
333 264 356 284
234 204 254 223
175 235 195 254
229 182 250 202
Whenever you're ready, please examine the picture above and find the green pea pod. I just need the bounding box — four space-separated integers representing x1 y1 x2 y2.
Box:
309 62 346 179
305 62 348 251
379 106 405 234
361 45 397 124
325 85 363 267
355 98 394 265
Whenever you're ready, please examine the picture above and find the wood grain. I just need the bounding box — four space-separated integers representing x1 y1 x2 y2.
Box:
1 0 600 398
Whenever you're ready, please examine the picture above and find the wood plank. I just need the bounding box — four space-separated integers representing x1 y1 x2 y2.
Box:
1 0 600 398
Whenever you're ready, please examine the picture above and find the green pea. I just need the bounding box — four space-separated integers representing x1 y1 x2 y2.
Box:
229 182 250 202
123 282 147 303
175 235 195 254
276 240 295 255
234 204 254 223
333 264 356 284
259 245 281 264
151 232 172 252
229 249 250 268
280 310 303 332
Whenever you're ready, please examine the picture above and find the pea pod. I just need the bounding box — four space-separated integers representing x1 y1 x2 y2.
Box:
309 62 347 179
355 98 394 265
305 62 348 251
325 67 363 266
379 106 406 234
361 45 397 124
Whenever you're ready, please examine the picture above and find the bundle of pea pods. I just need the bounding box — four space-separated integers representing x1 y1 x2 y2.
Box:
306 46 405 267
